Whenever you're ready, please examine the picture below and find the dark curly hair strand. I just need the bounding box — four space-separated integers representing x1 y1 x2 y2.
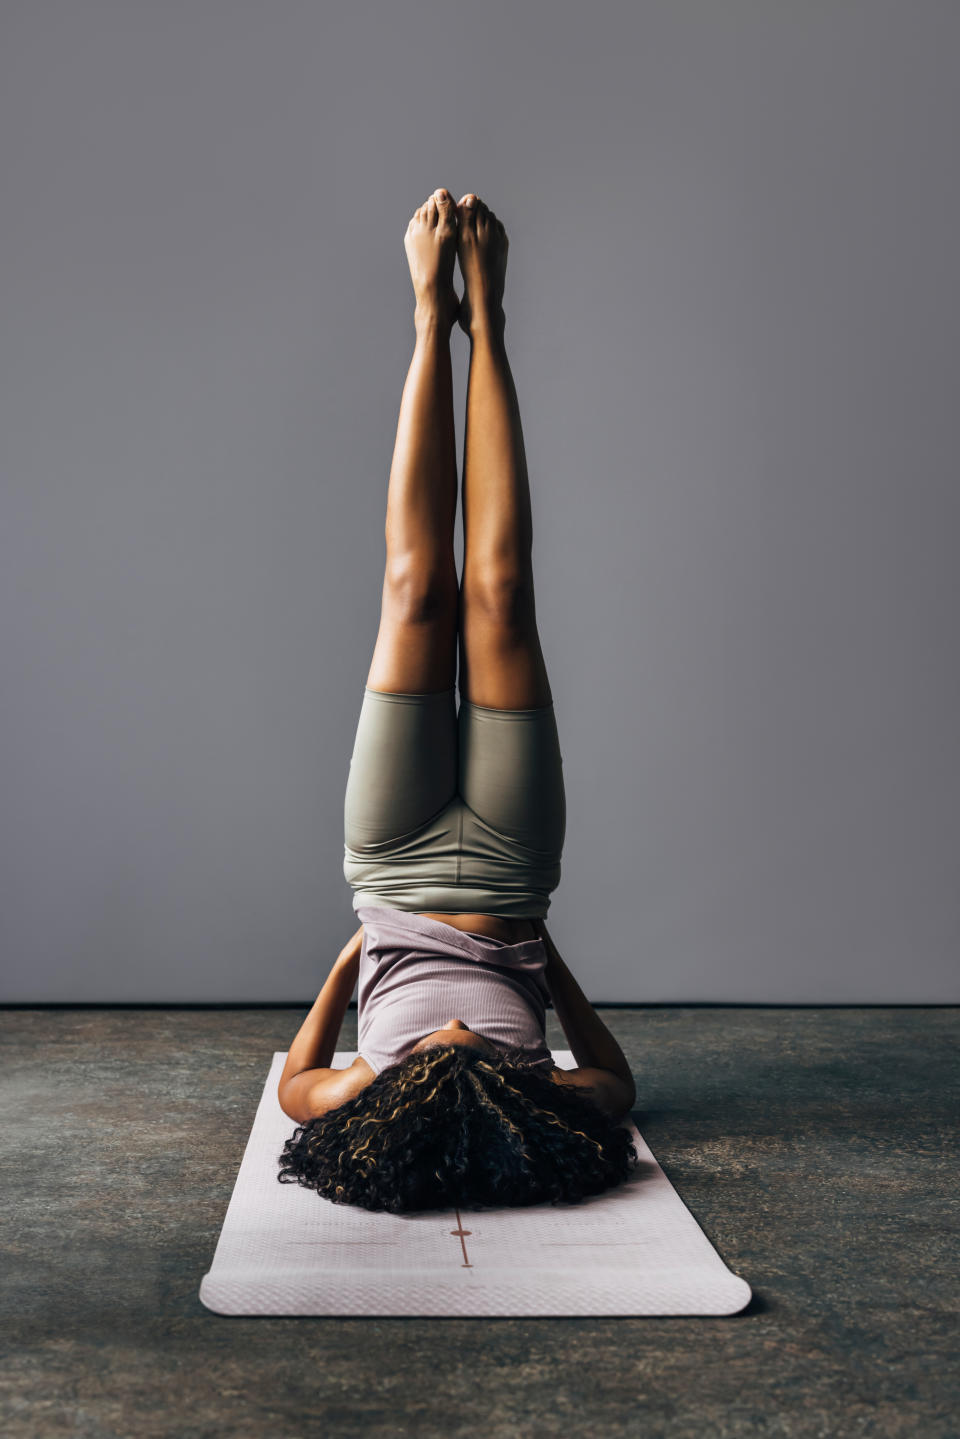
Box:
277 1040 639 1213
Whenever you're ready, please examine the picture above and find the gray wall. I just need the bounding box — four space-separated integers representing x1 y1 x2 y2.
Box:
2 1 957 1003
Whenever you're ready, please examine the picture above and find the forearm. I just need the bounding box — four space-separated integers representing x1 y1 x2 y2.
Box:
537 923 633 1084
279 926 363 1083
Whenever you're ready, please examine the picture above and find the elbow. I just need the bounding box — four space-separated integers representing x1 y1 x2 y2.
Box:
587 1071 635 1121
277 1081 299 1124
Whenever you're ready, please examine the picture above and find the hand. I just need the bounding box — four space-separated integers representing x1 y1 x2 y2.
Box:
533 918 557 961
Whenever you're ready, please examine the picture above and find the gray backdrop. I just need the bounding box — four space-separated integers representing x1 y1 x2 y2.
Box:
2 1 957 1002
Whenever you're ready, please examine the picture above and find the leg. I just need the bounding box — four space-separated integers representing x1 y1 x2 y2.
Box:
366 189 461 695
345 190 463 857
455 195 553 710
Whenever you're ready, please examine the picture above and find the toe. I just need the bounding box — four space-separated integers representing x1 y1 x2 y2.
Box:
434 188 457 230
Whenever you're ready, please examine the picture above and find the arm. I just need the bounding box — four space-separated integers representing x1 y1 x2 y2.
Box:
535 919 636 1112
277 924 365 1121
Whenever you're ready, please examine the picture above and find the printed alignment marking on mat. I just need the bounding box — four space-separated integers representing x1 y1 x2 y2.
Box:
284 1214 476 1268
283 1213 474 1266
290 1198 642 1269
451 1209 472 1267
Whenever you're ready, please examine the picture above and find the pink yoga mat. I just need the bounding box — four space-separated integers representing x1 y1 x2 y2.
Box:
200 1051 753 1317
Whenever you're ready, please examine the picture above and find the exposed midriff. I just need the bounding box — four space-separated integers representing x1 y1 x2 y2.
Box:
417 912 538 944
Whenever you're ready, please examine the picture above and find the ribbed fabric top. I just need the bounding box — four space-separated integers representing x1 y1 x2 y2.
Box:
355 906 556 1077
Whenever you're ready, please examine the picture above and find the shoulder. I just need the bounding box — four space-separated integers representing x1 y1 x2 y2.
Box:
548 1066 636 1120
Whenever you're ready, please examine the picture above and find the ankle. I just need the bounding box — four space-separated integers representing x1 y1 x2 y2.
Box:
467 302 506 344
414 301 457 338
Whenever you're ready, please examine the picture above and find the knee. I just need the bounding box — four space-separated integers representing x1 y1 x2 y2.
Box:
461 572 533 630
385 556 458 624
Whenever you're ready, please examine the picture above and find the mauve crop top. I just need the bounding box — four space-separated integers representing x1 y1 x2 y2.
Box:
355 906 557 1076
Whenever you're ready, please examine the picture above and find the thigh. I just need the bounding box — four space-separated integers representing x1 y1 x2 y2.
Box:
457 698 566 854
344 686 458 849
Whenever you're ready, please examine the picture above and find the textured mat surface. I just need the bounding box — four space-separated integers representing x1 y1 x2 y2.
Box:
199 1052 752 1316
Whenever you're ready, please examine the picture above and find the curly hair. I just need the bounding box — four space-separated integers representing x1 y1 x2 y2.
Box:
277 1040 639 1213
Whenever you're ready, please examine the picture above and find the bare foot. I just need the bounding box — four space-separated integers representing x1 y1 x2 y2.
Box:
455 193 508 338
404 188 459 331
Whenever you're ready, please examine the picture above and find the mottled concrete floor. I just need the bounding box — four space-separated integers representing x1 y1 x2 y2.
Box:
1 1007 957 1438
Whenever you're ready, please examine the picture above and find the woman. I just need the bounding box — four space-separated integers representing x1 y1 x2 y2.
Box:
277 189 638 1213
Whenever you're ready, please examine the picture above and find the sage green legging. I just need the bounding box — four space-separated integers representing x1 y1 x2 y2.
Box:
343 686 566 918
